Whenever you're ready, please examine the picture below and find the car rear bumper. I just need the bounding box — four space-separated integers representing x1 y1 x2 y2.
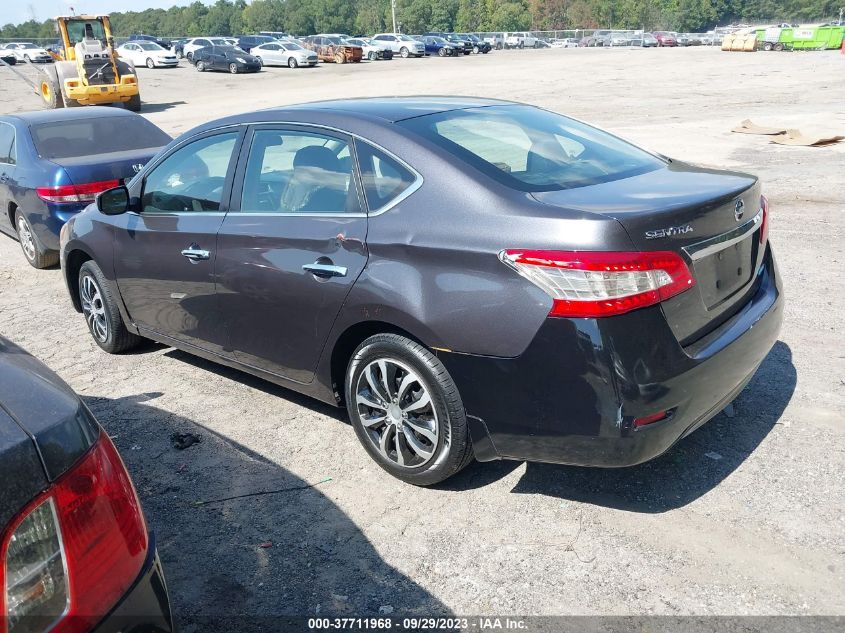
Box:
92 533 173 633
438 248 783 467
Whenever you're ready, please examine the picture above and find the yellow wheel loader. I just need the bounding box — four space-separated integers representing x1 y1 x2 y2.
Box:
39 15 141 110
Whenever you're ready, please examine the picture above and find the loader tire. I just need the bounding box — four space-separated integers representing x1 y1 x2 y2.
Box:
125 94 142 112
40 79 64 109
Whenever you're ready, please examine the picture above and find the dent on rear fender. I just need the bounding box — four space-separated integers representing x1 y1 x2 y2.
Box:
339 251 551 358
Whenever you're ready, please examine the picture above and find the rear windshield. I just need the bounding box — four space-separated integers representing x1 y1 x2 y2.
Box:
31 116 171 160
398 105 665 192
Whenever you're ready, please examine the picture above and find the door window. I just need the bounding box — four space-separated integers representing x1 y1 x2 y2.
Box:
142 132 238 213
0 124 15 165
240 129 360 214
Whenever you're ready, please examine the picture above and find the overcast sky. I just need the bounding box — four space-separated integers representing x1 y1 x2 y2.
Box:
8 0 204 26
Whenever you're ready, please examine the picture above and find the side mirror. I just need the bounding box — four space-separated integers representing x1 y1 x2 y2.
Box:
97 185 130 215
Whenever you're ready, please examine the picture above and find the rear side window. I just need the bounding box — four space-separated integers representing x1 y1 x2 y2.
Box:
356 142 416 211
31 116 170 160
399 105 664 192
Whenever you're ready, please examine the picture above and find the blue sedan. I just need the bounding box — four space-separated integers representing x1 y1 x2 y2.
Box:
419 36 460 57
0 108 170 268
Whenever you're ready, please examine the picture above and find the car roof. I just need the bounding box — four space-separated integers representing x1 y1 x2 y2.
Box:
271 96 514 123
1 106 138 125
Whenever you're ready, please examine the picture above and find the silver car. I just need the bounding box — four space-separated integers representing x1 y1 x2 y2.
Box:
251 41 318 68
371 33 425 57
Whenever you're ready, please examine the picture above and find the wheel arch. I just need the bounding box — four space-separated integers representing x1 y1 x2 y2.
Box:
328 320 428 406
64 247 94 312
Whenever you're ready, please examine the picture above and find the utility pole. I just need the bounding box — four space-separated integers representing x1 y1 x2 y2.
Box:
392 0 398 33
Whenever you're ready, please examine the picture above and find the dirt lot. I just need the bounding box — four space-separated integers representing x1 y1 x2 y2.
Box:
1 47 844 627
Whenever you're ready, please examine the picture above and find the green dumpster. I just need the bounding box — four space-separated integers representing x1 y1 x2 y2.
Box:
755 25 844 50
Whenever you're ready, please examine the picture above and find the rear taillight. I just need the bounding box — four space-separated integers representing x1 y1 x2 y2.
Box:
35 180 120 204
1 432 148 633
759 194 769 245
500 249 695 318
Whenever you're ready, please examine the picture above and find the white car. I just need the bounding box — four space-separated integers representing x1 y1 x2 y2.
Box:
371 33 425 57
0 42 52 63
183 37 231 60
550 38 579 48
505 32 537 48
117 41 178 68
250 41 318 68
345 37 393 60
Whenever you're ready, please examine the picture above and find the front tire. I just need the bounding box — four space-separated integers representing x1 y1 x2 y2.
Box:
229 62 238 73
196 60 206 71
15 211 57 269
288 56 298 68
346 334 473 486
438 47 446 57
146 57 155 68
78 261 142 354
400 46 409 58
368 51 377 61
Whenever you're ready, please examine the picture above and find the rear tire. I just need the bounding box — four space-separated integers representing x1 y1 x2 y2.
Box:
125 94 141 112
438 47 446 57
78 261 142 354
196 60 206 71
773 43 784 51
15 211 57 269
346 334 473 486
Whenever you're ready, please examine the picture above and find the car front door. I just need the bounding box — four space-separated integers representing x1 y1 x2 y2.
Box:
215 125 369 383
111 128 244 353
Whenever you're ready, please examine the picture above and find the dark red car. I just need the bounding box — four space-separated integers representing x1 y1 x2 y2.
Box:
653 31 678 46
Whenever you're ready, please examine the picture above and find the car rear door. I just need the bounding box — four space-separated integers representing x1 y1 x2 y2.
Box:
214 124 369 383
111 127 245 354
0 122 16 235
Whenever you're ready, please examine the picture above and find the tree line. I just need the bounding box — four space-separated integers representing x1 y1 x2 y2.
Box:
1 0 841 41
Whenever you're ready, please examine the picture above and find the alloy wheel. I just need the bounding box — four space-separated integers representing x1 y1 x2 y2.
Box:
146 57 155 68
355 358 440 468
16 215 36 262
229 63 238 73
80 274 109 342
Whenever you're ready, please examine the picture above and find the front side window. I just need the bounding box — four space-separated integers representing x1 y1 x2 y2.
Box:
399 105 664 192
142 132 238 213
356 142 416 211
240 129 359 214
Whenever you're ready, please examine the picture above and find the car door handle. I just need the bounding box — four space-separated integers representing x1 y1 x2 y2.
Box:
302 262 347 278
181 247 210 262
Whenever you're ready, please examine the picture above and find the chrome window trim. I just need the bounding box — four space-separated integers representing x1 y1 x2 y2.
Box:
683 209 763 261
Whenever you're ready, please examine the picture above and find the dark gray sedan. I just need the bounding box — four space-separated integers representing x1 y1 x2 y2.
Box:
59 98 783 485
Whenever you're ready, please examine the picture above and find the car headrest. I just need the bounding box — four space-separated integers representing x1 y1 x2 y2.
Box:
292 145 342 172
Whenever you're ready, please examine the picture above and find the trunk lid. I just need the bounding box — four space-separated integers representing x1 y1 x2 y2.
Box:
0 338 100 482
532 162 765 345
46 147 161 186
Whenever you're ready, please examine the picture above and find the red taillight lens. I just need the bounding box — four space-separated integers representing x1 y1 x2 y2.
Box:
36 180 120 204
1 432 148 633
759 194 769 245
634 411 669 428
500 249 695 318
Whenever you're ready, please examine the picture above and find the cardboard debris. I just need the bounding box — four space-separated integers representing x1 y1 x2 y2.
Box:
770 130 845 147
732 120 844 147
732 119 788 135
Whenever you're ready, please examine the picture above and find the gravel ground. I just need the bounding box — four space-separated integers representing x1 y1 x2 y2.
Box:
0 47 843 626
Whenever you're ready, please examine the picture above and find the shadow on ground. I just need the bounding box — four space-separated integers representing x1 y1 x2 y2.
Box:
84 392 449 630
444 341 796 513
